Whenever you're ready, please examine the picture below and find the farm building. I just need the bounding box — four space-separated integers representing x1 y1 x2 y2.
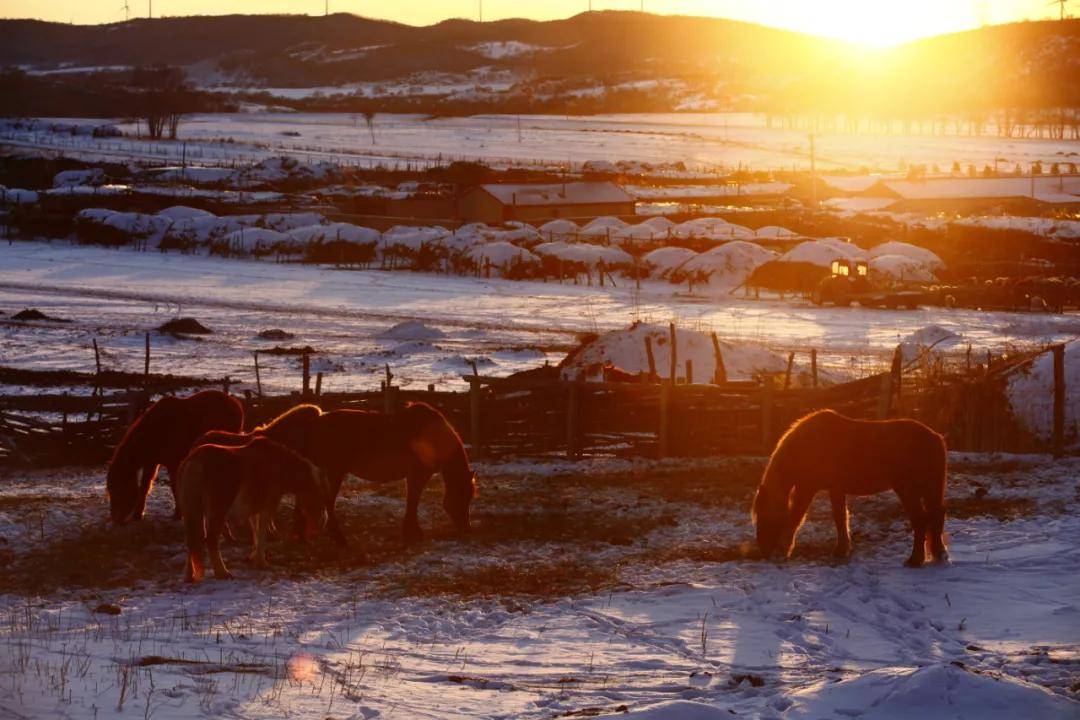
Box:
458 181 635 223
860 175 1080 212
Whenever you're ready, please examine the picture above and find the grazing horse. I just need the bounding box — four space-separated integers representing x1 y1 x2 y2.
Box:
304 403 476 543
179 437 328 582
194 403 323 451
106 390 243 524
751 410 948 567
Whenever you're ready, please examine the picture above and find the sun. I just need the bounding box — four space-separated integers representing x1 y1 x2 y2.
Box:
737 0 985 48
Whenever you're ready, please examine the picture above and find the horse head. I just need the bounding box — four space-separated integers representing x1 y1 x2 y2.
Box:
442 463 477 533
751 484 795 559
105 460 142 524
298 464 330 541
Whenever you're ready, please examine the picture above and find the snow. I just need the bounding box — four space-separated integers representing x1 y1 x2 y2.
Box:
480 182 632 207
874 176 1080 204
3 452 1076 719
1007 341 1079 447
870 253 938 282
0 187 39 205
156 205 215 221
868 241 945 269
52 167 105 187
465 241 539 268
642 246 698 277
679 241 778 290
823 196 899 213
560 322 792 383
287 222 379 246
466 41 550 59
377 320 446 341
672 218 755 241
754 225 798 238
221 227 291 254
784 663 1078 720
898 325 965 363
537 218 579 239
533 241 633 267
955 216 1080 239
779 239 866 267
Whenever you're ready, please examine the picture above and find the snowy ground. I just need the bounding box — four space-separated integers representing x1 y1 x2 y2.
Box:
3 242 1078 394
0 453 1077 719
3 112 1075 173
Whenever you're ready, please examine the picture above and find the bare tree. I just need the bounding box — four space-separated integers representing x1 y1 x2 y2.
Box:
130 65 191 139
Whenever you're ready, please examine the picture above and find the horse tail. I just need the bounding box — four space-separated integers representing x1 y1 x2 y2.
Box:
180 456 207 582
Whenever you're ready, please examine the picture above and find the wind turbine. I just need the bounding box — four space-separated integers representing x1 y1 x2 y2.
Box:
120 0 130 21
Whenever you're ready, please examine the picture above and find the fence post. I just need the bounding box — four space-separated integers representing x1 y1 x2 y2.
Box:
1053 344 1065 459
144 332 150 378
761 375 774 452
566 381 580 458
302 353 311 396
810 348 818 388
685 360 693 385
315 372 323 398
711 332 727 384
658 383 671 457
891 345 903 399
783 352 795 389
876 372 894 420
669 322 678 383
469 378 483 457
253 352 263 397
644 336 657 378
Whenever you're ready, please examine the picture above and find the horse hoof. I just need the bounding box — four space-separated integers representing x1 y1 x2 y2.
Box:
903 557 925 568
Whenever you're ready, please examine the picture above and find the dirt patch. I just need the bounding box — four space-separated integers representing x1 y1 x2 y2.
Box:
257 329 295 341
11 308 71 323
157 317 213 335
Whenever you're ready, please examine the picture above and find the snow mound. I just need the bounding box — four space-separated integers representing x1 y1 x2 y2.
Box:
754 225 797 238
1008 341 1079 447
378 321 446 341
288 222 380 246
780 238 865 267
679 241 778 289
672 217 754 241
898 325 963 363
466 241 539 268
640 216 676 232
642 246 697 277
616 700 730 719
560 323 788 383
869 241 944 268
534 241 633 267
53 168 105 187
580 216 629 239
538 219 579 239
221 227 290 253
157 205 215 221
785 663 1078 720
0 187 40 205
871 254 937 282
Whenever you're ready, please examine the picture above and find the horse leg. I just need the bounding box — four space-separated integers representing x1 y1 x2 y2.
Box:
403 473 430 544
166 463 182 520
184 517 206 583
784 486 817 558
323 471 348 544
924 493 949 563
134 464 158 521
250 510 271 569
897 489 927 568
206 513 233 580
830 490 851 559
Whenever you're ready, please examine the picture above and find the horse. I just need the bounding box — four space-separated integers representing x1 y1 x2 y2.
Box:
179 437 328 582
106 390 243 524
751 409 948 567
302 402 476 544
194 403 323 451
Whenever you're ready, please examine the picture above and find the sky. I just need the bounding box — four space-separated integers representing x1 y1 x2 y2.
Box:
0 0 1066 46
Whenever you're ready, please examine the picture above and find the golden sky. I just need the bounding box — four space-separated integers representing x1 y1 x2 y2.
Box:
0 0 1064 46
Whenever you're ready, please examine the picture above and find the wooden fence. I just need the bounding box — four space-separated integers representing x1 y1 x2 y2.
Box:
0 345 1068 467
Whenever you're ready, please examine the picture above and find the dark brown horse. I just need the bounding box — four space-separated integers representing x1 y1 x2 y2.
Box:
106 390 243 524
751 409 948 567
305 403 476 543
179 437 328 582
194 403 323 451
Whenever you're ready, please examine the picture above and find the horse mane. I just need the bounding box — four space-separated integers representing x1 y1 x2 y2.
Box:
254 403 322 433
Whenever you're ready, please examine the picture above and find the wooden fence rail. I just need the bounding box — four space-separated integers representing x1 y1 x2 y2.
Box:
0 344 1068 467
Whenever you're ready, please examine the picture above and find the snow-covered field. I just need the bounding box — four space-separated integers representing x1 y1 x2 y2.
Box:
3 112 1075 173
0 452 1077 719
3 242 1078 393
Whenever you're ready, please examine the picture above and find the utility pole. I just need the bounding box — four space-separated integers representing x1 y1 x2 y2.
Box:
478 0 482 22
148 0 151 19
325 0 328 16
808 133 817 208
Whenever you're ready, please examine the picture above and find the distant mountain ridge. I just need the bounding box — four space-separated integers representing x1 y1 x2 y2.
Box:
1 12 1077 119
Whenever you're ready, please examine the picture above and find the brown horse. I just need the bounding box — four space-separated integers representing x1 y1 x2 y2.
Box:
106 390 243 524
179 437 328 582
751 410 948 567
194 403 323 451
303 403 476 543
